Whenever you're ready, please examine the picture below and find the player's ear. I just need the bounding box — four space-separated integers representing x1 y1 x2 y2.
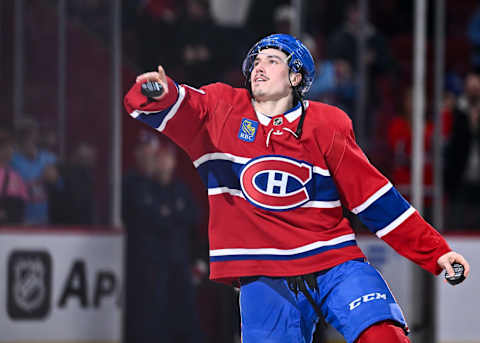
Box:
290 72 302 87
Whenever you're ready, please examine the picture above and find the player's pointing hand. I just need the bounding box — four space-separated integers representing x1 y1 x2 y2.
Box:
136 65 168 100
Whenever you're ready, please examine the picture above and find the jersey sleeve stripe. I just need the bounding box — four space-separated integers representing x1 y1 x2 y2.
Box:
351 182 392 214
183 84 206 94
130 109 164 118
356 187 411 233
128 84 186 132
193 152 250 168
375 206 416 238
132 108 172 128
157 85 186 132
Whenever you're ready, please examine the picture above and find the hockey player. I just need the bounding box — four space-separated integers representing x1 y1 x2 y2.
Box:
124 34 470 343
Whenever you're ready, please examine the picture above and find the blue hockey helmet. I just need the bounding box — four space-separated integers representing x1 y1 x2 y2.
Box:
242 33 315 96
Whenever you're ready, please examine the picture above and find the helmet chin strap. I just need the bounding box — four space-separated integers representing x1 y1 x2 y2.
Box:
295 98 306 139
289 74 306 139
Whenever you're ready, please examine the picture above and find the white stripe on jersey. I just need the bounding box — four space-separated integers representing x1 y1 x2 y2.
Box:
351 182 393 214
301 200 341 208
183 84 206 94
313 166 331 176
130 109 162 118
157 85 186 132
193 152 251 168
376 206 416 238
128 84 186 130
207 188 341 208
208 187 245 198
210 233 356 257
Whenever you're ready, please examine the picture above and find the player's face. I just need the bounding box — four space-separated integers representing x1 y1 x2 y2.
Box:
250 48 293 101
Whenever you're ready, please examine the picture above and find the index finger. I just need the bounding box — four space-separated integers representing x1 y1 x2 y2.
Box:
157 65 167 84
155 65 169 93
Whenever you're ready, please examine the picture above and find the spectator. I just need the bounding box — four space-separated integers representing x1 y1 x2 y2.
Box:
269 4 357 118
444 73 480 229
327 0 395 118
11 120 58 225
0 130 28 225
386 88 434 213
122 131 204 343
328 0 394 78
152 140 205 343
175 0 230 86
441 90 457 141
467 1 480 72
38 127 59 158
47 142 97 226
305 36 356 116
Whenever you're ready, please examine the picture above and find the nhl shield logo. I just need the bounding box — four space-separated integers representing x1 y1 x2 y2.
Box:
8 250 51 319
238 118 258 142
273 117 283 126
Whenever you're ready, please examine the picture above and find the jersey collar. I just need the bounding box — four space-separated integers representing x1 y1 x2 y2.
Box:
253 100 309 126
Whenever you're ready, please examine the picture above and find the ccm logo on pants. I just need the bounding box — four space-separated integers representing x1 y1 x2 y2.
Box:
349 293 387 311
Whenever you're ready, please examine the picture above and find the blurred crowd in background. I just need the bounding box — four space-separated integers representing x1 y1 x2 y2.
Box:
1 0 480 342
2 0 480 230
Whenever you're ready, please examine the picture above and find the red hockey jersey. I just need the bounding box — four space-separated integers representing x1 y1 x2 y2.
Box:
124 78 451 284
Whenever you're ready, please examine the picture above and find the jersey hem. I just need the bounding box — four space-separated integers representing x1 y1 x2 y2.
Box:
210 253 366 285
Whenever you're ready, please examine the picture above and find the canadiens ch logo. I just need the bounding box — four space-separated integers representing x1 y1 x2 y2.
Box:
240 155 313 211
238 118 258 142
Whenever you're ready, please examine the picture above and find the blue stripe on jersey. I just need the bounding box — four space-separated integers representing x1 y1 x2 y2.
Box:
197 159 340 201
133 82 180 130
135 105 173 129
356 187 410 233
312 174 340 201
197 159 244 189
210 240 356 262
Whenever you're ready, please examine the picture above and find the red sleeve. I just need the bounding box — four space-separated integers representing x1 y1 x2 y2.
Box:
123 77 229 160
324 109 451 275
324 113 387 210
381 211 451 275
123 77 180 113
